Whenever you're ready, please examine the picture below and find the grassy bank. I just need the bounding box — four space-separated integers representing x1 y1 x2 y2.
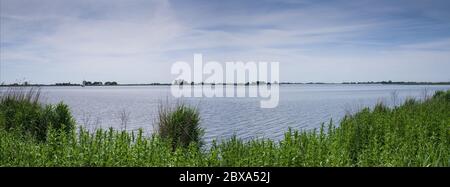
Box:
0 90 449 166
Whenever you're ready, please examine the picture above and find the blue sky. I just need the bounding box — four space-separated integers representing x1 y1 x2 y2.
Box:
1 0 450 84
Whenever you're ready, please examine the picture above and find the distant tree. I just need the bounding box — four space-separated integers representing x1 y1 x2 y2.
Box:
105 81 118 86
82 81 93 86
92 81 103 86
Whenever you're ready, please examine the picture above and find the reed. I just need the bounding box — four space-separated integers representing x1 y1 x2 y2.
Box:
157 101 203 150
0 87 75 141
0 90 449 166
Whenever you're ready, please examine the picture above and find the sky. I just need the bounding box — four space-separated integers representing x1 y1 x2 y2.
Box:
1 0 450 84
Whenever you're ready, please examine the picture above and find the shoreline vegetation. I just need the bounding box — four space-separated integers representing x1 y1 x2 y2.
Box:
0 88 449 166
1 80 450 87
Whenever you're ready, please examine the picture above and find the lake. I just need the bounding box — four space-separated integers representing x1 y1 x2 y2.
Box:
26 84 450 143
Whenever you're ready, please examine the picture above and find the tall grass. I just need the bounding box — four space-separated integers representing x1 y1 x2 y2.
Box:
157 101 203 150
0 88 75 141
0 89 449 166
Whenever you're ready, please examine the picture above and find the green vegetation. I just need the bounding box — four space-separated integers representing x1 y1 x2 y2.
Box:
0 88 75 141
0 89 449 166
157 102 203 150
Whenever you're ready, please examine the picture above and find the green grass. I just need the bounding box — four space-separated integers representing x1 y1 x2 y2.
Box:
0 88 75 141
0 90 449 167
157 101 203 151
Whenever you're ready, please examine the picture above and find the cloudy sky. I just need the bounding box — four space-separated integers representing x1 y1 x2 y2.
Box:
1 0 450 84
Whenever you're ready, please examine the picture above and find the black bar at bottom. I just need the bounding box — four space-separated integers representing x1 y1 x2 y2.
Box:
0 167 448 185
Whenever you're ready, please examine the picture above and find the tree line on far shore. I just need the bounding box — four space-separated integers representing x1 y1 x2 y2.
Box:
82 81 118 86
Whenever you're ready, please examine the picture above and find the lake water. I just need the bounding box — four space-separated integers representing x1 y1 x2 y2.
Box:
27 84 450 143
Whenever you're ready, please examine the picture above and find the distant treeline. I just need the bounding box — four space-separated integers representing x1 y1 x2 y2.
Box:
0 81 170 87
82 81 117 86
280 81 450 85
1 80 450 87
172 79 276 85
0 82 82 87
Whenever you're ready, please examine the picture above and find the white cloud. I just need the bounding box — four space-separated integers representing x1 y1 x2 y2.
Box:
1 0 450 83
